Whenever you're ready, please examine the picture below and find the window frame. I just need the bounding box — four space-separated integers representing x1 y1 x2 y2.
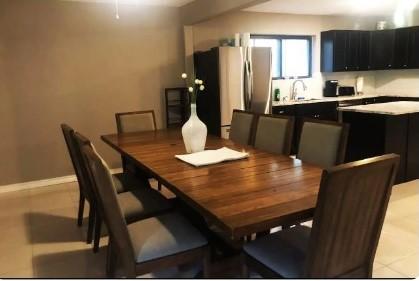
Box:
250 34 313 80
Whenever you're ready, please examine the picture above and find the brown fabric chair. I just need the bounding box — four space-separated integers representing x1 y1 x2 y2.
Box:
253 114 294 155
115 110 163 191
81 145 210 278
229 110 257 146
243 154 400 278
72 131 172 253
297 119 350 168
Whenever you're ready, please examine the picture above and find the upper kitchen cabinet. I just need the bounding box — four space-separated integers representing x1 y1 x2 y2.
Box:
409 26 419 68
358 31 371 71
394 27 411 69
369 29 395 70
321 26 419 72
321 30 364 72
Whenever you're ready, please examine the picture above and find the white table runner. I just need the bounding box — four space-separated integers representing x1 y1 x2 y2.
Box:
175 147 249 167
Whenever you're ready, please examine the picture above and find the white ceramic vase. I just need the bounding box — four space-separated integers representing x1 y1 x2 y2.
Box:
182 103 207 153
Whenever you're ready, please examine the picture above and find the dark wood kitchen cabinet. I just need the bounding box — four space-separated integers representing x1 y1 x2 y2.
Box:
322 26 419 72
369 29 395 70
394 27 411 69
321 30 363 72
409 26 419 68
358 31 371 70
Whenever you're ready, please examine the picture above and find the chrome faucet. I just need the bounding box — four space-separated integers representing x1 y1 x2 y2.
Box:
291 80 307 101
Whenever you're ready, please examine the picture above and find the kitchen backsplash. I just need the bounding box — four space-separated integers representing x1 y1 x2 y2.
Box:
272 70 419 100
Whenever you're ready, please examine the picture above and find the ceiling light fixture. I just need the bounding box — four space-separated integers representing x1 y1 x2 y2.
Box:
115 0 120 19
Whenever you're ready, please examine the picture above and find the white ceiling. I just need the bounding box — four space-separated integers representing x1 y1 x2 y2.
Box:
245 0 419 16
62 0 195 7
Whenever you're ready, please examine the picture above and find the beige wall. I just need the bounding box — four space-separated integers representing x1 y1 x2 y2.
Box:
192 11 419 99
0 0 185 186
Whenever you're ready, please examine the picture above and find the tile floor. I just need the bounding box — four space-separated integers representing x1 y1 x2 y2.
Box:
0 180 417 278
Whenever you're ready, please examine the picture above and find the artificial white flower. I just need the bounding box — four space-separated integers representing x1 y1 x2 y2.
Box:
199 85 205 91
198 80 203 85
195 79 200 84
181 73 188 79
188 87 194 93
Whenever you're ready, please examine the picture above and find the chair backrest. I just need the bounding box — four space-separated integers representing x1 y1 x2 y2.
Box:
253 114 294 155
297 119 349 168
71 131 98 201
304 154 400 278
229 110 257 146
115 110 157 134
81 145 136 276
61 124 90 199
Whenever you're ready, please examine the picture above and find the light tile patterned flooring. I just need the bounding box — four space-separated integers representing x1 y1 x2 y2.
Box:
0 180 417 278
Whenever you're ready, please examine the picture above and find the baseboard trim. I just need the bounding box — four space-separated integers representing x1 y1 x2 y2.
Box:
0 168 123 194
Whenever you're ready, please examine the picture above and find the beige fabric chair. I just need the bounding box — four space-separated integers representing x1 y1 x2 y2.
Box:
81 145 210 278
243 154 400 278
254 115 295 155
297 119 349 168
73 131 172 253
229 110 256 146
115 110 156 134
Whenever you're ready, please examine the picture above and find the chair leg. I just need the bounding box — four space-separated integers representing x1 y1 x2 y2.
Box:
106 238 117 278
93 213 102 253
77 192 85 227
86 205 95 244
203 247 211 278
241 253 250 278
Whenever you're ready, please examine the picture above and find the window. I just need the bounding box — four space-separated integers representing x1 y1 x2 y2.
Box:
250 35 312 79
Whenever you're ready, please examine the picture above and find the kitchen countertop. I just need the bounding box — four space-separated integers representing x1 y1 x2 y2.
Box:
337 101 419 115
271 94 417 106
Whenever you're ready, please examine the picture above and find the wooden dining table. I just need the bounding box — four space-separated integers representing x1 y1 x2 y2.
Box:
101 129 323 241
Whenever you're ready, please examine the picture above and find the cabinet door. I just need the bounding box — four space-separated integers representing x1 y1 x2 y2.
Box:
333 31 348 71
358 31 371 71
346 31 360 71
370 30 395 70
409 26 419 68
394 27 410 69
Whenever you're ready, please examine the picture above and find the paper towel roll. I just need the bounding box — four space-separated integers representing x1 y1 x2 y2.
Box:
356 77 364 95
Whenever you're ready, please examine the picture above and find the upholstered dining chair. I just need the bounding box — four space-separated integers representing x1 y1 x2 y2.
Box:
242 154 400 278
61 124 91 228
253 114 295 155
82 144 210 278
297 119 350 168
115 110 163 191
229 110 257 146
72 131 172 253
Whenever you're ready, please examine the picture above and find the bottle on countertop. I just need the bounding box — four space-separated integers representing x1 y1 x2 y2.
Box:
274 88 281 102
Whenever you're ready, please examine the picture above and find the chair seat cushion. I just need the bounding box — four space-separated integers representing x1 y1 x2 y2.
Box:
244 225 311 278
117 188 172 224
113 173 149 194
127 213 208 263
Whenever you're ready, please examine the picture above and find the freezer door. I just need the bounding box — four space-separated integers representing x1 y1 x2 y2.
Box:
250 47 272 114
219 47 244 127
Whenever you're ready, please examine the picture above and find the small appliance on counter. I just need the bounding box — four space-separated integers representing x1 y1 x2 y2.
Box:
324 80 356 97
324 80 339 97
338 86 356 96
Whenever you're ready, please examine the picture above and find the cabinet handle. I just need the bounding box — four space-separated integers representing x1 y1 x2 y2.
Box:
388 64 392 68
345 66 348 70
314 114 320 118
279 111 285 114
404 64 408 67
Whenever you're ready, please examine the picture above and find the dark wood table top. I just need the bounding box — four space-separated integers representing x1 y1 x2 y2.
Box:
101 130 323 240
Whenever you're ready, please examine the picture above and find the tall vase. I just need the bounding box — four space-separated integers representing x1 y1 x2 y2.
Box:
182 103 207 153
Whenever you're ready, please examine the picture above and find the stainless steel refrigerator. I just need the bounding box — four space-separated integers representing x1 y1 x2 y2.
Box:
194 46 272 138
